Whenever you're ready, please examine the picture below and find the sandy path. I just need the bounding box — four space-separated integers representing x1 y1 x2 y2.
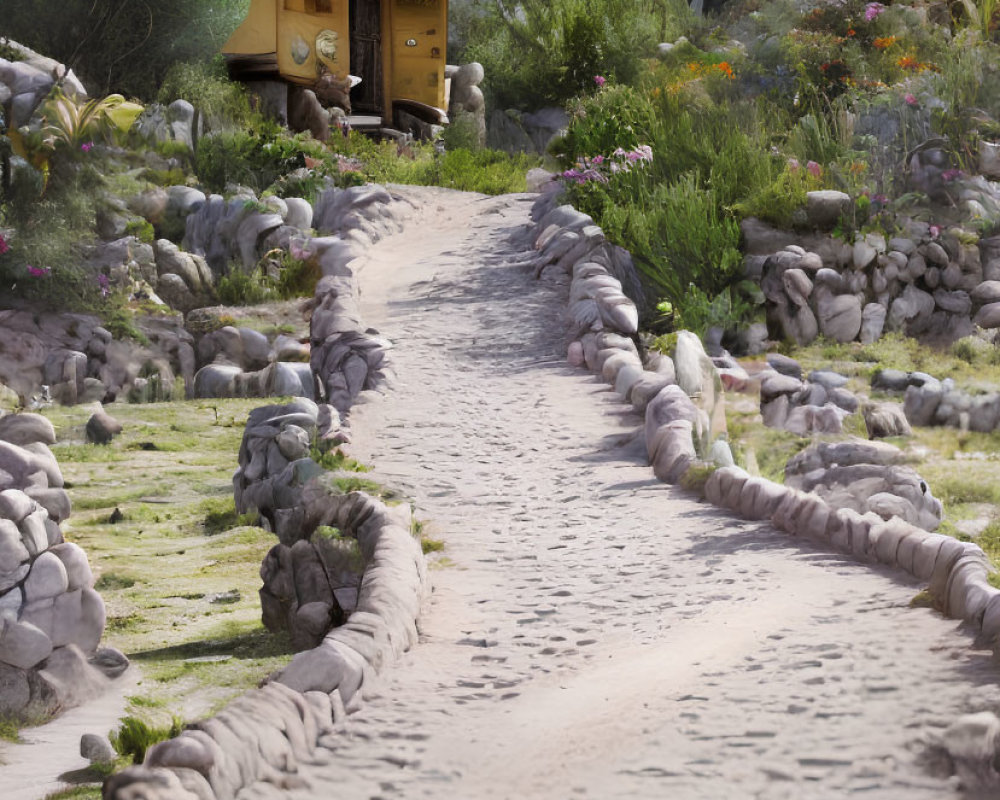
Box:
0 671 136 800
280 186 1000 799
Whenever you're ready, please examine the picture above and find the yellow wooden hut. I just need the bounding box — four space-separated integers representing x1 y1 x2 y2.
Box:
223 0 448 127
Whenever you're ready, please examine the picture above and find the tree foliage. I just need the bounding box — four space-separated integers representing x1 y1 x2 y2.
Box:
0 0 250 100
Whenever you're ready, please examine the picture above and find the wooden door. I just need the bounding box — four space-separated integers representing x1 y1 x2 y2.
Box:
349 0 383 113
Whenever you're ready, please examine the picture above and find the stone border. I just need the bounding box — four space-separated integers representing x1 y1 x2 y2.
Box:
103 187 428 799
526 191 1000 641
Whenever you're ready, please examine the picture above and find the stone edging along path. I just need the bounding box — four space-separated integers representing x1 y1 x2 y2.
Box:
525 189 1000 641
103 183 999 798
103 187 429 799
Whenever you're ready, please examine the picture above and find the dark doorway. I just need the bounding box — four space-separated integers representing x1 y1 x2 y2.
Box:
349 0 383 114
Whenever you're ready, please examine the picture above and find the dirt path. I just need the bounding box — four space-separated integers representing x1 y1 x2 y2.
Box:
274 186 1000 799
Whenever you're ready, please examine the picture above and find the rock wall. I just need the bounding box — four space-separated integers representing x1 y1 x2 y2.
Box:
103 186 425 798
0 309 192 406
0 412 126 721
750 202 1000 348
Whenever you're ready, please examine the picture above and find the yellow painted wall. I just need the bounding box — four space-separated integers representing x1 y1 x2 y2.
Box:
389 0 447 110
224 0 449 115
276 2 350 84
222 0 278 55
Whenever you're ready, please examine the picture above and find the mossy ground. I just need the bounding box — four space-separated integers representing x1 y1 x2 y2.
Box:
727 334 1000 580
40 399 296 740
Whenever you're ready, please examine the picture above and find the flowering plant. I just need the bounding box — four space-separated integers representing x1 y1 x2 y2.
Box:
560 145 653 185
0 234 9 256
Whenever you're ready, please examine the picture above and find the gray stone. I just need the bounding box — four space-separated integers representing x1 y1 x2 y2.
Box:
85 408 122 445
974 302 1000 329
863 402 912 439
860 302 886 344
939 712 1000 793
0 518 28 573
50 543 93 591
81 732 116 764
806 190 851 229
766 353 802 379
972 280 1000 306
0 489 33 523
853 239 877 270
89 646 130 679
808 370 848 390
0 414 56 447
904 382 944 427
673 331 707 398
23 551 68 602
817 293 862 342
760 373 802 402
0 617 52 670
828 387 859 413
923 241 949 266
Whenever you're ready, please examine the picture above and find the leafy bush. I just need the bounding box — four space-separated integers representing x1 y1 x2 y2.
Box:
158 58 256 132
459 0 686 111
215 265 275 306
195 125 317 194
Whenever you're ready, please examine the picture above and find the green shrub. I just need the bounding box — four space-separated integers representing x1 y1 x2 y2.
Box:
215 266 276 306
110 716 184 764
195 125 318 194
124 219 156 244
158 58 255 132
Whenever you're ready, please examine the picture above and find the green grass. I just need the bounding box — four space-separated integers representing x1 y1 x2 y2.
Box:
44 788 102 800
39 399 297 724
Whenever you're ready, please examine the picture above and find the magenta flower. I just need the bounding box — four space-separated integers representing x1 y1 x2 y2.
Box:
592 155 605 165
942 168 964 182
806 160 822 178
904 93 918 106
594 75 606 88
864 2 885 21
929 224 941 239
27 265 50 277
0 234 9 255
80 142 94 152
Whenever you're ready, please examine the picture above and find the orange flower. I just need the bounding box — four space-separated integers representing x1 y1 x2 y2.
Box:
873 36 897 49
716 61 735 79
687 62 700 73
847 27 856 36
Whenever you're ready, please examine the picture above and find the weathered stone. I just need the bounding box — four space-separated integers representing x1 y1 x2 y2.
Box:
0 414 56 447
816 293 863 342
23 551 68 601
81 732 116 764
863 402 912 439
0 617 52 670
766 353 802 379
85 407 122 445
806 191 851 229
860 302 886 344
974 302 1000 329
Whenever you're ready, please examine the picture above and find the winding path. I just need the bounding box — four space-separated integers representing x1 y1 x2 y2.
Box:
296 187 995 799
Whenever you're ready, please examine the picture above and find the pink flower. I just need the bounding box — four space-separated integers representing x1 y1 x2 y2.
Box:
929 224 941 239
904 93 918 106
942 168 964 182
864 2 885 21
806 160 822 178
27 265 50 277
592 155 605 165
0 234 9 255
594 75 606 87
80 142 94 152
787 157 800 172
